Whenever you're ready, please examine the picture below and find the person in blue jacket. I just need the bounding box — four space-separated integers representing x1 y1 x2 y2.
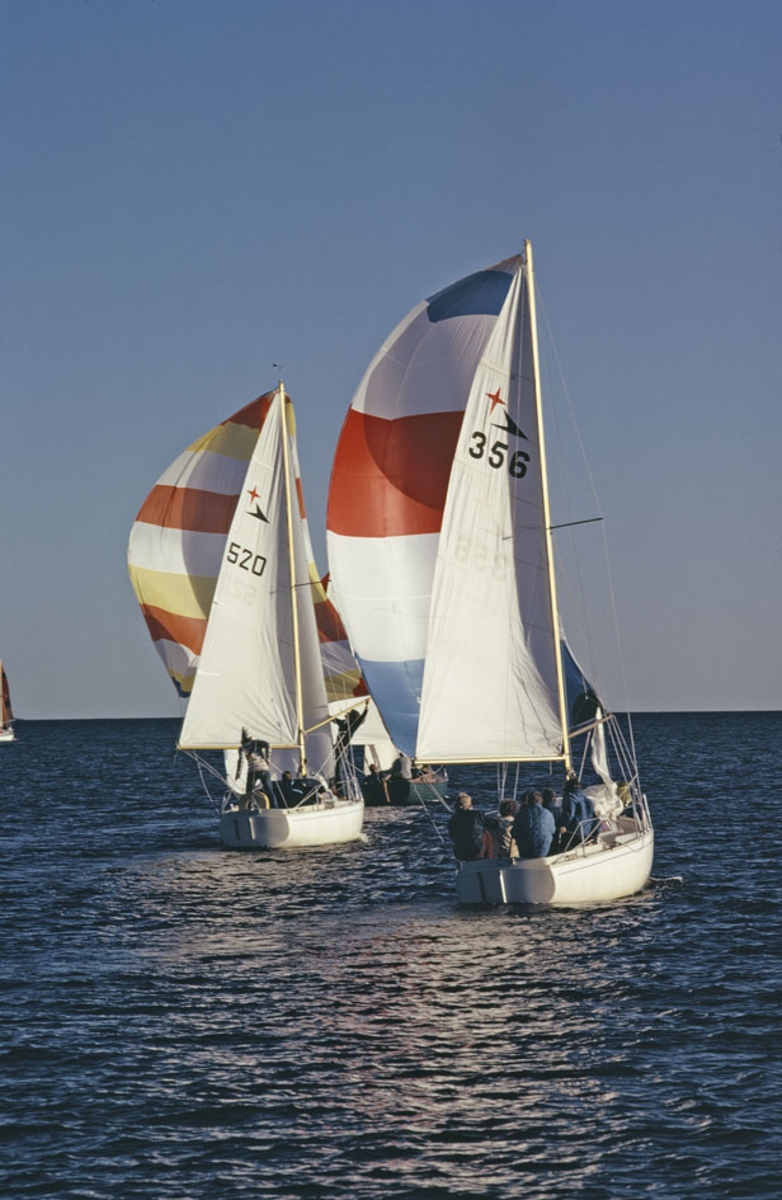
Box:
512 791 556 858
558 774 599 851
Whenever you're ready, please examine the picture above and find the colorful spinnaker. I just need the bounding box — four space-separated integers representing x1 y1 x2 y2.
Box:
128 393 275 699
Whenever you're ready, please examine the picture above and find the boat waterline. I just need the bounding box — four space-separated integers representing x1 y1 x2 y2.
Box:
219 798 365 848
456 827 654 905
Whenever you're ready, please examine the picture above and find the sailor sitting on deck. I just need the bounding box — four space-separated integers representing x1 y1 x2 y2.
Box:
541 787 561 825
285 773 323 806
447 793 492 861
557 774 599 851
489 798 520 858
512 791 556 859
276 769 297 807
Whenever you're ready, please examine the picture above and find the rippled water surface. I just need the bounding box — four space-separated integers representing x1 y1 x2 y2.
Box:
2 713 780 1198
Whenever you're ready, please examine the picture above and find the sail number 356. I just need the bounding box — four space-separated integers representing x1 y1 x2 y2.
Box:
227 541 267 576
469 432 529 477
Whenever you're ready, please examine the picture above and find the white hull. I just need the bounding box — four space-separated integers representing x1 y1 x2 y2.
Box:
0 727 14 743
456 826 654 906
220 798 364 849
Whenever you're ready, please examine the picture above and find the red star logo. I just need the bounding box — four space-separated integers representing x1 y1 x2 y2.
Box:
247 486 260 503
487 388 505 412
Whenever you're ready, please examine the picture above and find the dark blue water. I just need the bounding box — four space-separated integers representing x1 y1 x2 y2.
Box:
1 713 780 1199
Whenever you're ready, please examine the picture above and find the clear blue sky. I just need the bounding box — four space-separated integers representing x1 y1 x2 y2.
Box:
2 0 780 719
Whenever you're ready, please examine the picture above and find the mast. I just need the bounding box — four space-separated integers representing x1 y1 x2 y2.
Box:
524 240 572 772
279 382 307 775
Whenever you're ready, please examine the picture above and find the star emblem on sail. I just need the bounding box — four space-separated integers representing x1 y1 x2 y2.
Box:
246 485 269 522
487 387 528 439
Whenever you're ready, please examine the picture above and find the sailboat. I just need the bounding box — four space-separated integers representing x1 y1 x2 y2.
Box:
0 661 14 742
326 242 653 904
129 384 364 849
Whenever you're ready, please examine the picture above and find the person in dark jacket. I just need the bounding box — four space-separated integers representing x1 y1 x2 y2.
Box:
276 770 297 807
447 793 489 861
490 797 520 857
512 791 556 858
542 787 560 823
558 774 599 851
362 763 388 806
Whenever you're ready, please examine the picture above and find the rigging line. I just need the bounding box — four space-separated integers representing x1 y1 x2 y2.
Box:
537 279 633 718
551 511 604 704
535 284 605 521
417 787 448 842
598 516 640 782
549 517 604 531
533 284 603 694
192 752 226 814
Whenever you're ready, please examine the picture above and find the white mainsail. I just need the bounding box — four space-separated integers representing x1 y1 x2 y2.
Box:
416 256 565 763
179 390 333 777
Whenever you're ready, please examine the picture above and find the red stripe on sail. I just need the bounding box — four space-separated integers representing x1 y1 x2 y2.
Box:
141 606 208 656
224 392 274 430
327 409 463 537
135 486 238 533
134 393 278 529
314 596 348 644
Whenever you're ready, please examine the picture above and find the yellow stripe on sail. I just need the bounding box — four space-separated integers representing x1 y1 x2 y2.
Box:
128 564 217 620
187 421 260 461
169 667 196 696
324 669 364 703
307 559 329 596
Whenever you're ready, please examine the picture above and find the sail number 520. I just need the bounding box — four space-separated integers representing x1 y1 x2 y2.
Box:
469 432 529 477
227 541 267 576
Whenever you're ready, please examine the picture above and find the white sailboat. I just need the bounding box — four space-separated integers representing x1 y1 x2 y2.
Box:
129 384 364 849
327 242 653 904
0 661 14 742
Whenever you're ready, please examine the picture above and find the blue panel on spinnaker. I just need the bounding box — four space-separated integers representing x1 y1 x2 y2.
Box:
426 270 513 323
357 656 424 758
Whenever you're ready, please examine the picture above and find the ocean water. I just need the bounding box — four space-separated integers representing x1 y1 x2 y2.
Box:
1 712 780 1199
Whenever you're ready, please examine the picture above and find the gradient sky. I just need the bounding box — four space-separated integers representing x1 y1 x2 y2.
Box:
2 0 780 720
